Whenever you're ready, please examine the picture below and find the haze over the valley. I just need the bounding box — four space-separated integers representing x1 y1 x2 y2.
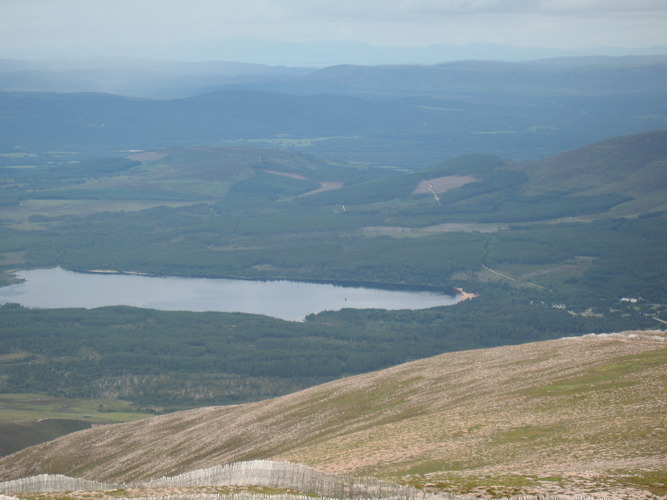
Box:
1 0 667 65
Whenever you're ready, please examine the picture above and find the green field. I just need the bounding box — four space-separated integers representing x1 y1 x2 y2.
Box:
0 393 160 456
0 393 160 424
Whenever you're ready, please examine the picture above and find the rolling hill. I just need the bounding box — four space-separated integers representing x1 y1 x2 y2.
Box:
292 56 667 98
517 130 667 215
9 130 663 223
1 332 664 498
2 56 667 166
299 130 667 221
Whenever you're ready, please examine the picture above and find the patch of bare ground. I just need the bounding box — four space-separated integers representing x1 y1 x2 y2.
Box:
412 175 478 195
454 288 478 302
518 264 588 280
0 352 33 363
419 223 505 234
258 170 343 197
296 181 343 197
261 170 309 180
0 332 664 498
361 223 505 237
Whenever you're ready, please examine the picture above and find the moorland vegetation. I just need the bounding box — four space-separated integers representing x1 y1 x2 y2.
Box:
1 332 664 498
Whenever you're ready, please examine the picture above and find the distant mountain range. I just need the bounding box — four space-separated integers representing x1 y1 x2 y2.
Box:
2 55 666 99
0 58 311 99
9 40 666 67
1 56 666 166
178 39 667 67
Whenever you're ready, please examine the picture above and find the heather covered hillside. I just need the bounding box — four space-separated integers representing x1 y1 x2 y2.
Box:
1 332 664 498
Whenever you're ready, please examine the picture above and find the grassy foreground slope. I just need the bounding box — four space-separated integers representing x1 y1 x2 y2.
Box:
1 332 664 497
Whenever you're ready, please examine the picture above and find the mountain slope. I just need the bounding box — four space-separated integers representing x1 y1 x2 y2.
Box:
300 131 667 222
1 332 664 497
520 130 667 194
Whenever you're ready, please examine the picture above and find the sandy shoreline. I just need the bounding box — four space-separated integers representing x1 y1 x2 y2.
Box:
454 287 479 301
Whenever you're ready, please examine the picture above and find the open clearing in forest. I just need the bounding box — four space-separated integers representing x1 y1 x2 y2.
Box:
412 175 478 195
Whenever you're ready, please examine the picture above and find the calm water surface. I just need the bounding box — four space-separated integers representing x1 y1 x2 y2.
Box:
0 267 460 321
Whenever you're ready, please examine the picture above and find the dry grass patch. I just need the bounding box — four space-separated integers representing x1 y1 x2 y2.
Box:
412 176 478 195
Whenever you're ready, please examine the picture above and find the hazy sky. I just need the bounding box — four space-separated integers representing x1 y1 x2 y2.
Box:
1 0 666 63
